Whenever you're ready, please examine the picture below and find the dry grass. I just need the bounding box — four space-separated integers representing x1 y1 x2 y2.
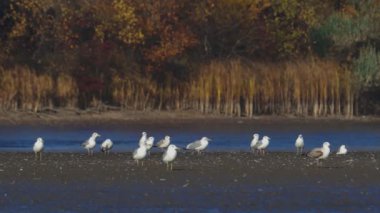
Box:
0 60 358 117
0 66 78 111
187 59 357 117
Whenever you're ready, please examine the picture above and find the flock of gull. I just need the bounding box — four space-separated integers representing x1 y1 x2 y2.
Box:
32 132 348 170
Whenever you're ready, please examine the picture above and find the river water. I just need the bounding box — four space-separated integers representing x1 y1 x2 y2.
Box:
0 119 379 152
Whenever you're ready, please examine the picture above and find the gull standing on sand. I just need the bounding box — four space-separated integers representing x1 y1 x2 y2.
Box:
337 145 347 155
308 142 331 166
101 139 113 155
145 136 154 155
186 137 211 154
82 132 100 156
133 143 147 166
295 134 304 155
155 136 171 150
163 144 181 171
139 131 147 147
33 137 44 161
250 133 260 153
257 136 270 155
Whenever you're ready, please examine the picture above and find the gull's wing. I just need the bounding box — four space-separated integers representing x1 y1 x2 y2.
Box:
186 140 202 150
133 148 138 157
81 139 89 147
162 151 168 160
101 141 106 148
156 139 165 147
307 148 323 158
254 140 263 148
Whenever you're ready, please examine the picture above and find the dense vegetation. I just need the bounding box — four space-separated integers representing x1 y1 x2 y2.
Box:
0 0 379 117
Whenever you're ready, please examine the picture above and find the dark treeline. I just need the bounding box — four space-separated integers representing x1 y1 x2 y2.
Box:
0 0 379 117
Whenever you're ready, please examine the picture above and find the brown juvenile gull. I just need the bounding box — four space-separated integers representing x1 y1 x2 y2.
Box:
308 142 330 166
155 136 171 150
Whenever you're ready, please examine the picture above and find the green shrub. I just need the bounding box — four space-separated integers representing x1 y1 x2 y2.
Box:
353 45 380 88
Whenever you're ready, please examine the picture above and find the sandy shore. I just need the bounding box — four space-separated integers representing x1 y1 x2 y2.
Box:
1 152 380 212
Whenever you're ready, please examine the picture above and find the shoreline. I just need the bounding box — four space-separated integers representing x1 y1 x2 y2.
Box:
0 109 379 127
1 151 379 184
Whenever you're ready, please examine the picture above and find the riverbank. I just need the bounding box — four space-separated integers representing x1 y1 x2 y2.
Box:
0 109 379 127
0 152 379 212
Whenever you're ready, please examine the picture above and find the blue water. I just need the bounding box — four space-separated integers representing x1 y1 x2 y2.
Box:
0 120 379 152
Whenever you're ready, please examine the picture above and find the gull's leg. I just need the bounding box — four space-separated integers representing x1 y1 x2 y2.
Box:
166 162 169 170
87 149 90 155
136 160 139 166
171 163 173 171
40 152 42 161
35 152 37 160
141 161 144 167
300 147 303 155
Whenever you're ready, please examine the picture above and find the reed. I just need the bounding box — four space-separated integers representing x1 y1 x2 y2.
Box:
111 73 159 110
56 73 79 108
0 67 78 111
0 67 52 111
187 59 358 117
0 60 359 117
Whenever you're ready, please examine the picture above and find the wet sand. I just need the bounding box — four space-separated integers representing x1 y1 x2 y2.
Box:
1 152 380 212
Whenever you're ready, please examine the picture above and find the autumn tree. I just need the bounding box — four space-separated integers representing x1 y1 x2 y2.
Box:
134 0 198 72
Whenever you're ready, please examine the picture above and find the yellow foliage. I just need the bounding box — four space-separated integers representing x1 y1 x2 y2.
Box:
95 0 144 44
